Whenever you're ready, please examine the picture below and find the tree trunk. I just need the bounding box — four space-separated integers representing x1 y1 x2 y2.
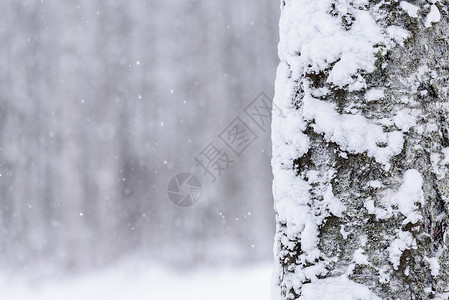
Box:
272 1 449 299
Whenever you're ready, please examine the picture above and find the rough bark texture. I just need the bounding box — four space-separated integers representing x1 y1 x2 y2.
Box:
273 1 449 299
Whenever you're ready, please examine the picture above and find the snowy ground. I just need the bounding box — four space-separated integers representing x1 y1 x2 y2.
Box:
0 262 272 300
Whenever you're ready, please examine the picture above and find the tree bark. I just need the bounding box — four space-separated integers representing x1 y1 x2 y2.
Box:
272 1 449 299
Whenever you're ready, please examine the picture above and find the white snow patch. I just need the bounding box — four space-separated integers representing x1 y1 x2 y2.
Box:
425 257 440 276
365 88 384 101
367 170 424 222
273 168 312 238
389 231 416 270
303 93 404 167
442 147 449 164
0 263 272 300
340 225 351 240
306 170 320 183
391 169 424 218
272 63 310 170
393 110 416 132
323 185 346 217
301 218 321 255
301 275 381 300
404 266 410 276
400 1 420 18
425 5 441 28
278 0 385 89
368 180 383 188
359 235 368 247
353 249 369 265
386 26 410 46
402 211 423 225
379 267 390 283
365 199 389 220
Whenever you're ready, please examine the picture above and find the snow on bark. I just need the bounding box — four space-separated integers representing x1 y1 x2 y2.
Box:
272 1 449 299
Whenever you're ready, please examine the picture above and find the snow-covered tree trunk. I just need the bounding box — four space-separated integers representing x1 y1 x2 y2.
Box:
272 1 449 299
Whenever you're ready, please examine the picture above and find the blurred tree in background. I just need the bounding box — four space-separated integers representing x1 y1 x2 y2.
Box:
0 0 278 276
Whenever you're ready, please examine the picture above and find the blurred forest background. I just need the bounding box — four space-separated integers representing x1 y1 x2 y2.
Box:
0 0 279 278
